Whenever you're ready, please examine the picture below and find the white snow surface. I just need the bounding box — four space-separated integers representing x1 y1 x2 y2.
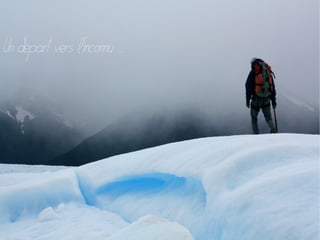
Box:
0 134 319 240
14 105 35 123
5 110 15 120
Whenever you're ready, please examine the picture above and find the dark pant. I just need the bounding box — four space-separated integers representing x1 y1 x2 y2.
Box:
250 96 275 134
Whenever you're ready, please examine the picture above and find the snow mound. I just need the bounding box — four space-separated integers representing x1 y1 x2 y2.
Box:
109 215 194 240
0 134 319 240
76 134 319 239
0 169 84 223
38 207 58 222
1 203 128 240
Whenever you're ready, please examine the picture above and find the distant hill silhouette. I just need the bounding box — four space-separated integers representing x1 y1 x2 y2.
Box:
1 93 318 166
50 109 224 166
51 94 319 166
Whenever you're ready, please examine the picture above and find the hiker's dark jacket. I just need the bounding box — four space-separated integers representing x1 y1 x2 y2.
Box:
245 58 276 105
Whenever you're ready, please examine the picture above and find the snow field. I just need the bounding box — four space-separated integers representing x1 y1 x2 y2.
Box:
0 134 319 240
0 169 84 223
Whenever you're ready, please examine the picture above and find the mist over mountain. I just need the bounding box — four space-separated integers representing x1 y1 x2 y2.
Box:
0 1 318 166
277 94 319 134
0 95 84 164
0 85 318 166
0 0 318 134
51 93 319 166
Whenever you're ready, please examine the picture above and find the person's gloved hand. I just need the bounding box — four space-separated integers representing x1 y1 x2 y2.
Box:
272 101 277 109
246 99 250 108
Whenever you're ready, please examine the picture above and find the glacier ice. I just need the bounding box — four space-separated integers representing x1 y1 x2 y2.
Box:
0 134 319 240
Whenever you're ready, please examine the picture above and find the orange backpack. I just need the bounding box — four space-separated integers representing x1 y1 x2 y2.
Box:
254 61 275 97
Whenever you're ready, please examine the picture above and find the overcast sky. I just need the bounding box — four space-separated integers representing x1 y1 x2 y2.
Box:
0 0 318 131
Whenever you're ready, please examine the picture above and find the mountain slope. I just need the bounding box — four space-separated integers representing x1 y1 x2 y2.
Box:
0 101 84 164
51 109 222 166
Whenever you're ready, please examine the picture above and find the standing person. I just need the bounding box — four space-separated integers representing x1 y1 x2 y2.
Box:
246 58 277 134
